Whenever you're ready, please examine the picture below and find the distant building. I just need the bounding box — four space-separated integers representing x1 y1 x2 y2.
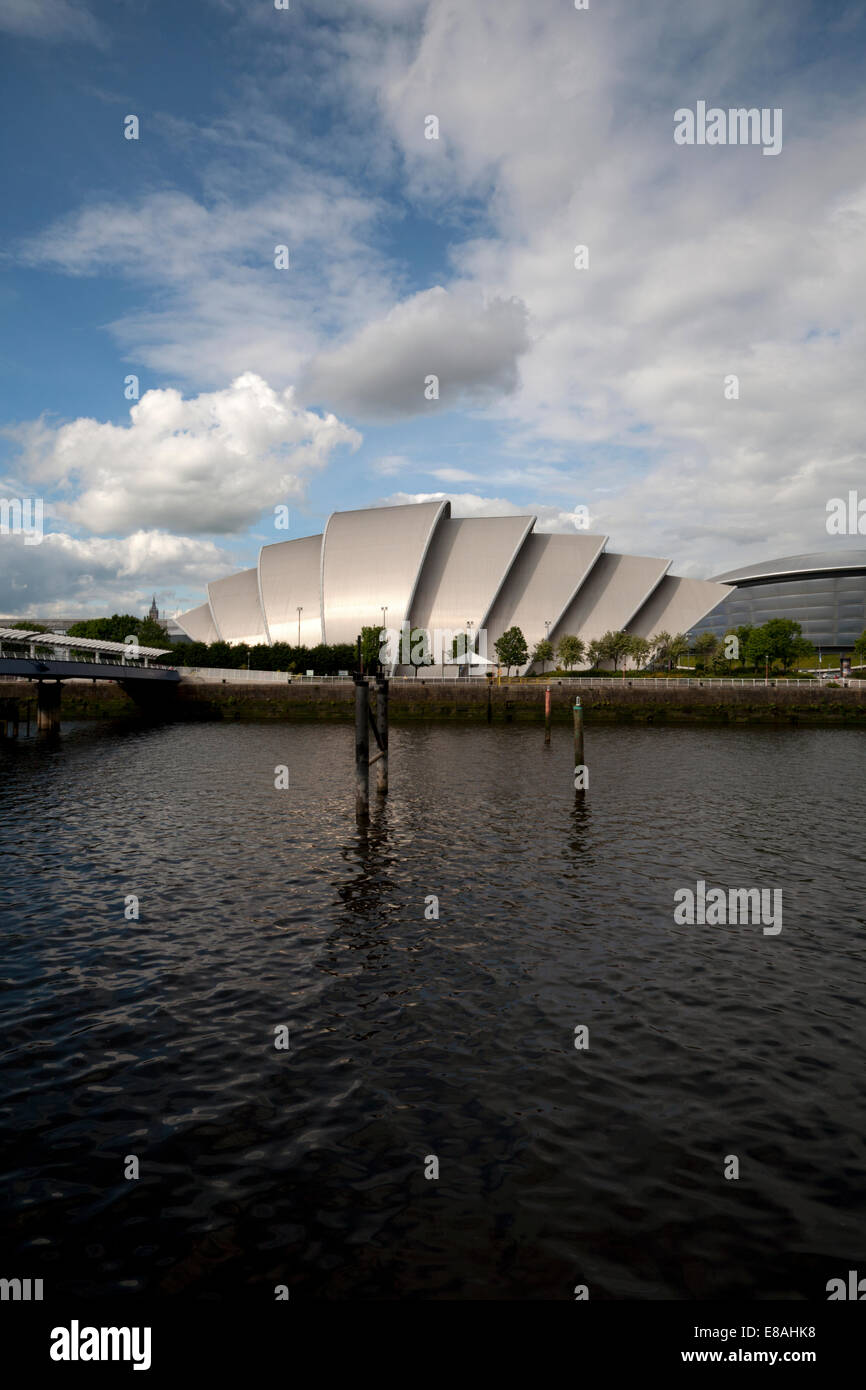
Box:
175 499 731 671
692 550 866 653
164 617 192 644
147 595 160 622
0 615 76 634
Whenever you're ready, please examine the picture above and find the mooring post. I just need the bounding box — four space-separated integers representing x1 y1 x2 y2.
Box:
37 681 62 734
573 694 584 781
486 671 493 722
544 685 551 745
354 675 370 820
375 676 389 795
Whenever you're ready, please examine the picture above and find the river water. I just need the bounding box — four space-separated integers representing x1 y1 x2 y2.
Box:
1 719 864 1300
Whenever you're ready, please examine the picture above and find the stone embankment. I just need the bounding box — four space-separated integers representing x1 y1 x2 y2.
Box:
2 677 865 725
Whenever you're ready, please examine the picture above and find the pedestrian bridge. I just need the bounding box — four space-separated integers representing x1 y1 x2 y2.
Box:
0 627 180 733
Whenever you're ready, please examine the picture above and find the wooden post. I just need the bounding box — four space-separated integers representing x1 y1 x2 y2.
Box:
486 672 493 723
375 676 389 795
37 681 62 734
354 676 369 820
544 685 551 744
573 694 584 786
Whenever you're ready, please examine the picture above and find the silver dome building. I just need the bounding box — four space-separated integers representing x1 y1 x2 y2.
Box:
176 500 732 670
691 551 866 652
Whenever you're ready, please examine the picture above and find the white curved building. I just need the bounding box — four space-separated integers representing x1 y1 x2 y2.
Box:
176 499 732 669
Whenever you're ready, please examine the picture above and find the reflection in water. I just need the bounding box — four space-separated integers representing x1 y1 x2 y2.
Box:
1 719 865 1300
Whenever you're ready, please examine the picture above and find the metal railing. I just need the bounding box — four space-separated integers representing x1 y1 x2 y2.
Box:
181 667 311 683
174 667 866 689
0 643 173 670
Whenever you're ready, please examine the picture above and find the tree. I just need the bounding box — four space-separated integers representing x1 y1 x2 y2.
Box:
556 633 585 671
669 633 690 669
65 613 169 649
409 628 433 668
67 614 142 642
586 638 603 670
137 616 169 649
649 629 687 671
360 625 382 671
9 620 50 632
649 630 672 670
853 630 866 666
531 638 554 673
494 625 529 676
745 619 813 674
692 632 720 671
598 629 632 671
734 624 754 668
626 635 651 671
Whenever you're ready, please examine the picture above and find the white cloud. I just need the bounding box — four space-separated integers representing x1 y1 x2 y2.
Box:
19 185 395 390
370 454 412 476
0 529 232 617
0 0 104 44
6 374 361 535
378 490 594 533
302 285 530 420
365 0 866 573
428 468 483 483
12 0 866 579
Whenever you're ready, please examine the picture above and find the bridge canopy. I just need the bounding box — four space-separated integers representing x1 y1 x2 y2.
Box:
0 627 172 659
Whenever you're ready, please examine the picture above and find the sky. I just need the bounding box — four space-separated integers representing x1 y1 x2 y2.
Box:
1 0 865 619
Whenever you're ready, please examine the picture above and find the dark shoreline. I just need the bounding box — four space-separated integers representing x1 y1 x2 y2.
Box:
3 677 866 725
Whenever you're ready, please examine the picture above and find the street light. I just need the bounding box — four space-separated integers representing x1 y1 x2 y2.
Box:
381 606 388 673
297 606 303 646
466 619 474 679
545 619 551 675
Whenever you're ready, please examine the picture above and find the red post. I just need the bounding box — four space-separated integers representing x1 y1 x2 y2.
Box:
544 685 551 745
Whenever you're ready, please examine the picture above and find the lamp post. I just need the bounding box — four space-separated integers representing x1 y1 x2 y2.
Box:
297 606 302 646
466 619 474 679
545 619 551 675
381 606 388 672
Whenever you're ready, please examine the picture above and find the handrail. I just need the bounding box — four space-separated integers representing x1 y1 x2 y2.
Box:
174 667 866 689
0 642 178 671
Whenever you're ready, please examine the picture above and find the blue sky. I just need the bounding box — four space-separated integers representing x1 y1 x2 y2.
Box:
1 0 865 617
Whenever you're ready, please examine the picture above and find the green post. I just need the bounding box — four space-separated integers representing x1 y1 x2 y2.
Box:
573 695 584 784
354 676 370 821
375 676 389 796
